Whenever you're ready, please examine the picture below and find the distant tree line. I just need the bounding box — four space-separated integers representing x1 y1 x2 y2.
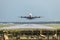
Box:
0 21 60 24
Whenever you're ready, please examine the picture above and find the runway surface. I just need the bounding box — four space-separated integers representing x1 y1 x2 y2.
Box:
0 24 56 30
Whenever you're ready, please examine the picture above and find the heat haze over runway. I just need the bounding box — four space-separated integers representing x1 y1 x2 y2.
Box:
0 24 56 30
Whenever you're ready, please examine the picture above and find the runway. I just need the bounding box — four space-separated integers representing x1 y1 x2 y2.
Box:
0 24 56 30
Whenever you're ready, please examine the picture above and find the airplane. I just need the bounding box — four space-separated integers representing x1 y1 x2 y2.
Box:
19 13 42 20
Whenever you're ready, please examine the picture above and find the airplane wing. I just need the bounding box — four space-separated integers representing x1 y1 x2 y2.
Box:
19 16 42 19
20 16 28 18
32 16 41 18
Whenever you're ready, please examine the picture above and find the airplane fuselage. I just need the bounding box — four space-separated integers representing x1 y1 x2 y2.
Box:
26 16 35 19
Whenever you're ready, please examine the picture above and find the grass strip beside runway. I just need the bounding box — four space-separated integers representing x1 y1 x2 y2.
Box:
43 24 60 29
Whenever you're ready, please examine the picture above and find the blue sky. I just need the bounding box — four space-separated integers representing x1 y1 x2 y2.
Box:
0 0 60 22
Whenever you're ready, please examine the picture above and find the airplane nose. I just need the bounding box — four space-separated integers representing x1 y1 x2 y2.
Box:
29 13 32 16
